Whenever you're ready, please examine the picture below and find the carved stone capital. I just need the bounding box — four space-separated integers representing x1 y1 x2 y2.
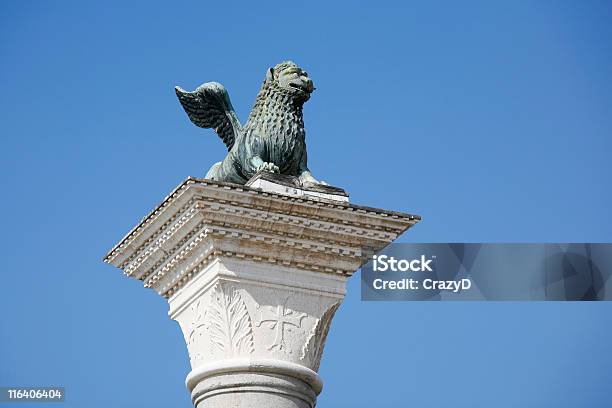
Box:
105 177 419 407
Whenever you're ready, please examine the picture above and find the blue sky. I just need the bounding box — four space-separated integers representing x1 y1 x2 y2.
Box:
1 1 611 407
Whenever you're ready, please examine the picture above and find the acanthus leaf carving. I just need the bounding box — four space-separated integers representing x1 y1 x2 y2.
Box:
207 282 255 357
300 302 340 370
186 298 207 363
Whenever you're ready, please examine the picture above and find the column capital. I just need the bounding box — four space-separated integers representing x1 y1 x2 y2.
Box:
104 176 419 408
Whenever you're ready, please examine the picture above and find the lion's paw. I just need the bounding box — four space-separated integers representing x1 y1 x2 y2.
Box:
257 162 280 173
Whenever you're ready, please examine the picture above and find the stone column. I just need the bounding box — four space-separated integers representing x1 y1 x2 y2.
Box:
104 175 419 408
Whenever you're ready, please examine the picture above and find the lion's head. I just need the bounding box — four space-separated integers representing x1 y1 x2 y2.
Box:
266 61 314 102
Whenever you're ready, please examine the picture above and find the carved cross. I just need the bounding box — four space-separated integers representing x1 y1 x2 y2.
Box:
256 299 307 351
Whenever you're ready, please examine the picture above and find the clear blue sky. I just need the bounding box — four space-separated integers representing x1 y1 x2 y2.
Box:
1 1 611 407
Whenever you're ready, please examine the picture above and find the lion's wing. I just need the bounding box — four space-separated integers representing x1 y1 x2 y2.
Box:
175 82 242 151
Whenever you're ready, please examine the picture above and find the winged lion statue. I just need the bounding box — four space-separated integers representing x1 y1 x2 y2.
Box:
175 61 326 186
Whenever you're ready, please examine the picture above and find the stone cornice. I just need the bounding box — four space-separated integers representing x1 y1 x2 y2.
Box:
104 177 420 298
105 177 419 263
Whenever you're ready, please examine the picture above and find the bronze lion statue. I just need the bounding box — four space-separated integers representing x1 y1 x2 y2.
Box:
175 61 325 185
